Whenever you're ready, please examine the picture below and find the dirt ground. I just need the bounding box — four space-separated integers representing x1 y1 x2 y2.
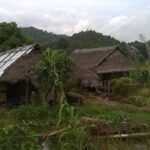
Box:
86 95 150 112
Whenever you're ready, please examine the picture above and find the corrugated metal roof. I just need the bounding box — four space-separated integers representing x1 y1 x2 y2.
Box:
0 44 35 77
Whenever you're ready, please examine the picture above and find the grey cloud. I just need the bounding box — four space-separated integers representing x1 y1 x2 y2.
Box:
0 0 150 42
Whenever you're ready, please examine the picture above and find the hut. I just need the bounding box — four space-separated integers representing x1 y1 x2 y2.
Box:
72 46 136 92
0 44 42 105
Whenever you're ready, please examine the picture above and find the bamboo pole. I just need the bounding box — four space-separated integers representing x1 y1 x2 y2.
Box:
101 132 150 140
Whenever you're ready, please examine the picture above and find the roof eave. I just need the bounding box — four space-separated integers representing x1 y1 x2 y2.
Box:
96 68 136 74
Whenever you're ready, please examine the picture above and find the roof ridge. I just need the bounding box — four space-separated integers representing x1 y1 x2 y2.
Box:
73 45 118 54
95 48 117 68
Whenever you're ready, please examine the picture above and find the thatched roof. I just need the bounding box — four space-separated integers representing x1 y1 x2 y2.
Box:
96 48 136 73
72 46 117 69
72 66 101 87
73 66 98 80
0 44 42 85
72 46 136 74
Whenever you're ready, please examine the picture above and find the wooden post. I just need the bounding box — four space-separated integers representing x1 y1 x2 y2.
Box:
104 80 106 93
26 77 29 103
108 80 110 94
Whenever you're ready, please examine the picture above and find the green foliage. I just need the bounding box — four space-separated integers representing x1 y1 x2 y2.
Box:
14 105 58 124
130 62 150 87
129 98 147 107
76 103 131 126
129 70 142 82
119 41 150 61
76 103 150 125
0 103 149 149
111 77 136 96
0 109 15 128
20 26 150 61
21 26 67 49
31 92 43 106
37 48 74 81
129 41 149 59
56 37 69 49
35 46 89 149
48 106 88 150
37 48 74 102
20 25 150 61
99 111 130 125
0 22 33 51
128 96 149 107
21 27 120 51
69 30 120 50
0 125 39 150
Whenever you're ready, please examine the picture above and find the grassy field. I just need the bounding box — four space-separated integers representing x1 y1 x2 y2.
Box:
0 100 149 131
77 102 150 126
0 100 149 149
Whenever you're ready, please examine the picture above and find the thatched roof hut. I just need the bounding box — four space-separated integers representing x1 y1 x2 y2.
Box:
72 66 101 87
72 46 136 89
0 44 42 104
0 44 42 85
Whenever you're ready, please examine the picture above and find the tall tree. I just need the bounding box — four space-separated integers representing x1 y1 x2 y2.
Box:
139 34 150 59
0 22 32 51
56 37 69 49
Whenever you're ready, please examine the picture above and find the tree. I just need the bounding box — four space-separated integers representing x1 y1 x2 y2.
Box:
37 49 74 103
139 34 150 59
56 37 69 49
0 22 33 51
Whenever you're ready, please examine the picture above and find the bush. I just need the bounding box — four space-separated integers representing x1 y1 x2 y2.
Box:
0 125 39 150
129 62 150 87
0 109 15 128
111 77 137 97
13 105 59 124
31 92 43 106
47 106 87 150
128 96 148 107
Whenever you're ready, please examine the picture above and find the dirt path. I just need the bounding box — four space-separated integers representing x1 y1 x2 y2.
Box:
87 95 150 112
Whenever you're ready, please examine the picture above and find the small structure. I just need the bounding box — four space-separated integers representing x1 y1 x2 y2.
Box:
72 46 136 92
72 66 100 88
0 44 42 105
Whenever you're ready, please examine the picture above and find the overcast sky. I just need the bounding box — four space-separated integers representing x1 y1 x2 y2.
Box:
0 0 150 42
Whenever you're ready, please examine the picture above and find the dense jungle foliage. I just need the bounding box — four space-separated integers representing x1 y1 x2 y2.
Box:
1 22 150 63
0 22 33 51
20 27 120 51
21 26 150 61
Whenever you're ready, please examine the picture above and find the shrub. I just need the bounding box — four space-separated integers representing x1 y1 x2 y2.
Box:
0 125 39 150
48 106 88 150
111 77 137 97
0 109 15 128
128 96 148 107
31 92 43 106
13 105 59 124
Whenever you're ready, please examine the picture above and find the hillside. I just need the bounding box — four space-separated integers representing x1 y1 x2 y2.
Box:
69 30 120 50
20 26 150 60
20 27 67 49
20 27 120 51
